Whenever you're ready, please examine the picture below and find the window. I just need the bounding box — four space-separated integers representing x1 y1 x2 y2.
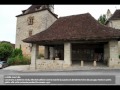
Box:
27 16 34 25
29 30 32 37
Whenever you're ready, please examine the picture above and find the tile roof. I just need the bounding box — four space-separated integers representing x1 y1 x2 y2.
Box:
109 9 120 20
23 13 120 44
16 5 58 18
106 9 120 24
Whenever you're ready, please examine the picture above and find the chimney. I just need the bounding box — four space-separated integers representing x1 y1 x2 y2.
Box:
106 9 112 20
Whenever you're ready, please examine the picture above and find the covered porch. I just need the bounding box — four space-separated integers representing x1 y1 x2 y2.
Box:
29 40 120 70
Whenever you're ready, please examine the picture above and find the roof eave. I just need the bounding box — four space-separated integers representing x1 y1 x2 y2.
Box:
23 37 120 44
16 9 58 19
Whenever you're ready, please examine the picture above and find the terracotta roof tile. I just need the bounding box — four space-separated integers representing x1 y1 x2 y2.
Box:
23 13 120 44
109 9 120 20
16 5 58 18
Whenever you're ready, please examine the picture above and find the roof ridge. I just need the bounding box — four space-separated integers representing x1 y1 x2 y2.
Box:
107 9 120 21
59 12 90 18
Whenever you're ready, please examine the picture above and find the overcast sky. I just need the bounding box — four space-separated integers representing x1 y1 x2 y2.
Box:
0 5 120 44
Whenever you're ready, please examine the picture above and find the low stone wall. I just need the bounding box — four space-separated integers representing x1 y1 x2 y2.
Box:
36 59 64 70
108 59 120 67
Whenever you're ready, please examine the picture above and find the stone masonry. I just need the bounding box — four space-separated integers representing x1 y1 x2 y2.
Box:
15 9 57 56
30 43 73 70
29 40 120 70
106 10 120 67
36 60 64 70
106 19 120 55
108 41 120 67
63 43 72 67
104 40 120 67
30 44 38 70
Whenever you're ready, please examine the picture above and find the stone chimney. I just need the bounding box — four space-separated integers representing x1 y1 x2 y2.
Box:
48 5 54 13
106 9 112 20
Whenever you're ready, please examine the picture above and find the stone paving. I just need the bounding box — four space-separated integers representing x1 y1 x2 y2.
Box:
3 65 29 71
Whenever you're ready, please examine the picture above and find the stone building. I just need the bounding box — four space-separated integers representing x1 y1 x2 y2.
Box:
15 5 57 56
106 9 120 55
23 13 120 70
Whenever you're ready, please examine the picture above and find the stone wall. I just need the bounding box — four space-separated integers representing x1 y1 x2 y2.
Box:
108 41 120 67
36 60 64 70
15 10 57 56
109 20 120 29
103 41 120 67
106 20 120 55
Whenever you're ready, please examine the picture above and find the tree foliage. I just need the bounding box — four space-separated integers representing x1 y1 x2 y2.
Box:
0 42 13 61
7 48 30 65
98 14 107 25
11 48 23 57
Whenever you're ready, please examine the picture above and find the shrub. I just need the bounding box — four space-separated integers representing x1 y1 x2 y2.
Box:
7 57 15 65
7 48 30 65
12 48 23 57
0 42 13 61
38 53 44 59
21 56 31 65
7 55 30 65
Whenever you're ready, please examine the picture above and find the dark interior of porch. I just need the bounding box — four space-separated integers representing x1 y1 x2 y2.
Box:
71 43 105 66
45 43 107 67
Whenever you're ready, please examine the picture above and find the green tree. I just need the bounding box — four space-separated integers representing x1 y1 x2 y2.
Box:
0 42 13 61
98 14 107 25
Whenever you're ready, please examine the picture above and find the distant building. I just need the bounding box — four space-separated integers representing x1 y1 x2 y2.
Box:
106 9 120 55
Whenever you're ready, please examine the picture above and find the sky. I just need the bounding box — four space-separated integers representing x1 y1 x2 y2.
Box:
0 5 120 44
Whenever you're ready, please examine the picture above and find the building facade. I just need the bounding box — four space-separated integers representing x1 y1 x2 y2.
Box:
15 5 57 56
106 9 120 55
